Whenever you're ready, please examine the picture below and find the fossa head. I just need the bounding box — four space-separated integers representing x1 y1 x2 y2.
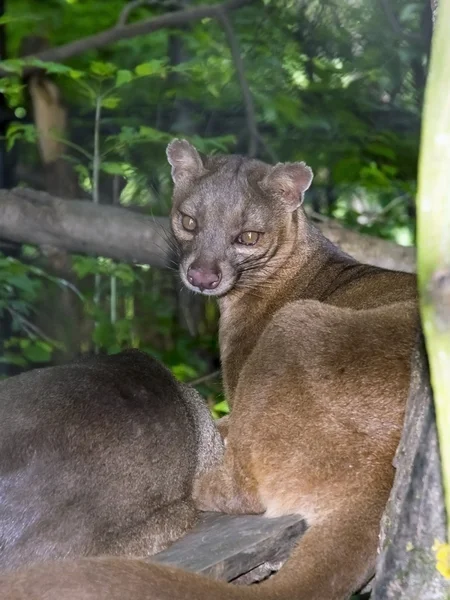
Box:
167 139 313 297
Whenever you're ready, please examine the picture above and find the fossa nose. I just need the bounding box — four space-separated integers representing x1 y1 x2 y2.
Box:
187 264 222 291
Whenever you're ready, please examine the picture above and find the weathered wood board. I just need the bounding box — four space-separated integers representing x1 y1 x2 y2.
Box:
372 340 450 599
152 512 306 583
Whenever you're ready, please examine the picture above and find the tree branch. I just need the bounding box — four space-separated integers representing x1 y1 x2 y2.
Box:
0 188 416 273
0 0 255 77
377 0 405 37
315 219 415 273
117 0 181 27
0 188 173 269
217 8 259 157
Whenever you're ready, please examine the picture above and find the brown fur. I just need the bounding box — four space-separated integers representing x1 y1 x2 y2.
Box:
0 349 223 573
0 143 418 599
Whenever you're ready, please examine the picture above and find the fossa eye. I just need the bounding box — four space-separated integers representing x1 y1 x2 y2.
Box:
236 231 260 246
181 214 197 232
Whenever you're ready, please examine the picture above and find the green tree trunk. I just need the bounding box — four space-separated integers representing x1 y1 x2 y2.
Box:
371 0 450 595
417 0 450 549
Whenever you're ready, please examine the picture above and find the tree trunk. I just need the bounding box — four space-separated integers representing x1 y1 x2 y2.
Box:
22 37 89 362
416 0 450 542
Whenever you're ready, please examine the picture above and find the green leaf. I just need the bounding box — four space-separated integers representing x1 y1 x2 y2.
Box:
171 364 198 382
206 83 220 98
113 319 133 343
0 77 25 108
213 400 230 415
274 94 300 123
101 96 121 109
333 157 362 183
138 125 166 140
367 143 396 161
0 353 27 367
115 69 134 87
68 69 85 80
0 14 40 25
92 321 116 348
171 63 196 74
90 61 117 79
72 256 100 279
23 59 82 76
7 275 38 295
0 59 24 75
5 123 37 151
23 341 52 363
135 60 167 77
101 161 127 176
111 264 137 285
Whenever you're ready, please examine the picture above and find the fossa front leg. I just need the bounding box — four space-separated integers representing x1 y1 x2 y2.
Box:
193 449 264 515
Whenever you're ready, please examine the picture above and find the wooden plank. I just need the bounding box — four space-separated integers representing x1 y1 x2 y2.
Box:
152 512 306 582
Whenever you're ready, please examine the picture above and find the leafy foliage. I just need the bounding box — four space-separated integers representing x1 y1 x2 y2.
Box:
0 252 68 368
0 0 426 413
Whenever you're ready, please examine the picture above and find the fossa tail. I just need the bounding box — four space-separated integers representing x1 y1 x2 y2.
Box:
0 495 382 600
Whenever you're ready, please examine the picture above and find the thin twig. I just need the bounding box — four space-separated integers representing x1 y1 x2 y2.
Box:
92 95 102 352
7 308 56 345
377 0 404 37
376 0 421 42
362 195 410 225
308 209 331 222
308 194 409 226
188 369 221 386
217 7 259 157
110 171 121 325
92 96 101 207
257 132 278 163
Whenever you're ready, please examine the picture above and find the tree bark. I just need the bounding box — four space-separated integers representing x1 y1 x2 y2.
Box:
0 188 416 273
0 188 172 268
431 0 439 24
372 338 449 598
315 220 415 273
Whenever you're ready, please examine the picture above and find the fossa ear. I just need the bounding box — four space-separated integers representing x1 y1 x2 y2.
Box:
260 161 313 210
166 139 208 186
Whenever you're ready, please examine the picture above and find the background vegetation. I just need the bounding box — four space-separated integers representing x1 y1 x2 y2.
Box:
0 0 430 417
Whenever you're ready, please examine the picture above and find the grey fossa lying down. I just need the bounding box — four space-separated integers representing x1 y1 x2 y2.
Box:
0 349 223 572
0 141 418 599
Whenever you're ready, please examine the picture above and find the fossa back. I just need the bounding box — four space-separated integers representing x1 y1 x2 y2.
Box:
0 349 223 572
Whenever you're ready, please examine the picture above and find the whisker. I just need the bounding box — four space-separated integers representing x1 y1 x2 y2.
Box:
148 213 181 255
